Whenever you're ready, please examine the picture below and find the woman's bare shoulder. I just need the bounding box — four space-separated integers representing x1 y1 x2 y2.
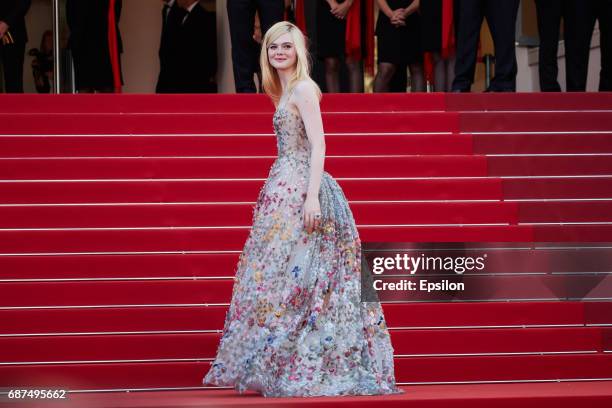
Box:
293 79 321 102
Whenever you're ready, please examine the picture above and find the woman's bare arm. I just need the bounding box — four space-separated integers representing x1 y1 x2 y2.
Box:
375 0 394 19
293 80 325 200
292 80 325 215
402 0 420 17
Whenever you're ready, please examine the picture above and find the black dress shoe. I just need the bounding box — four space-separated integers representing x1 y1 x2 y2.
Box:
451 88 470 93
485 87 515 93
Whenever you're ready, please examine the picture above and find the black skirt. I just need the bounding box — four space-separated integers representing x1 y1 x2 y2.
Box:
375 0 422 65
316 0 347 58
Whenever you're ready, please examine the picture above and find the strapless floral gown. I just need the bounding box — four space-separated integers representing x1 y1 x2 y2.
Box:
202 91 403 397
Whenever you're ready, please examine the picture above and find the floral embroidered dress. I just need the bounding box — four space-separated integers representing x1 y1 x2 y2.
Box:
203 84 403 397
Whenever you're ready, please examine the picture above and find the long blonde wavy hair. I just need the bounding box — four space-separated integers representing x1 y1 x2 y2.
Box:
259 21 322 107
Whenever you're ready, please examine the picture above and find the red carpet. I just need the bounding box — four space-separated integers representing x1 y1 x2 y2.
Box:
0 92 611 407
8 382 612 408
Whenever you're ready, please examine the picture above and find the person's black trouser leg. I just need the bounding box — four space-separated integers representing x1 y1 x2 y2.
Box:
570 0 612 91
253 0 284 90
227 0 258 93
0 42 26 93
535 0 562 91
452 0 484 92
255 0 284 39
227 0 284 93
485 0 519 91
596 0 612 91
564 0 584 91
570 1 597 91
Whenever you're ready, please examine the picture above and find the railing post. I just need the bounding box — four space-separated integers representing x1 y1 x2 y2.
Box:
52 0 61 93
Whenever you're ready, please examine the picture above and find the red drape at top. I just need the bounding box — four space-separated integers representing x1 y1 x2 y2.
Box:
108 0 122 93
440 0 455 59
294 0 374 76
345 0 361 60
294 0 307 34
424 0 455 85
346 0 375 76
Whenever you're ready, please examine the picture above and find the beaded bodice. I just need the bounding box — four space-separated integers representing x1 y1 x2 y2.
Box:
272 87 310 163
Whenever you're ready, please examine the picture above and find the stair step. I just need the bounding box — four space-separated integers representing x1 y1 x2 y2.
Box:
473 133 612 154
0 93 448 113
1 225 611 254
0 178 504 204
0 112 459 134
2 302 601 334
0 134 474 157
3 354 612 389
3 156 611 180
3 111 611 135
503 177 612 199
462 112 612 132
518 201 612 223
446 92 612 111
1 275 610 307
3 177 612 204
0 202 521 228
0 156 488 179
3 133 611 157
2 246 610 280
3 92 612 113
1 201 611 228
488 156 612 176
1 327 604 362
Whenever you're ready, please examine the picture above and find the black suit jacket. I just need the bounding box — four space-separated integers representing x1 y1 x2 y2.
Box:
0 0 31 44
157 2 217 93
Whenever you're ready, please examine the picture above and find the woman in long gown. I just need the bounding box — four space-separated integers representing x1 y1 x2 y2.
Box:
202 20 403 398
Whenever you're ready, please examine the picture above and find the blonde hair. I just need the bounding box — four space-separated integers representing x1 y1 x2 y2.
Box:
259 21 322 106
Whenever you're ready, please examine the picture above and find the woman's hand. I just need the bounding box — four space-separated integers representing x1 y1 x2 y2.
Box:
331 0 352 19
390 9 406 26
0 21 9 39
303 196 322 234
327 0 339 11
393 3 419 26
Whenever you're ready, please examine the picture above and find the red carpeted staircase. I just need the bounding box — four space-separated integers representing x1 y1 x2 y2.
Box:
1 92 611 407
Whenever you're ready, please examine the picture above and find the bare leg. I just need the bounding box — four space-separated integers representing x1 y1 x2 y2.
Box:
408 62 426 92
373 62 397 92
432 51 457 92
346 57 363 93
431 52 446 91
445 54 456 92
324 57 341 93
